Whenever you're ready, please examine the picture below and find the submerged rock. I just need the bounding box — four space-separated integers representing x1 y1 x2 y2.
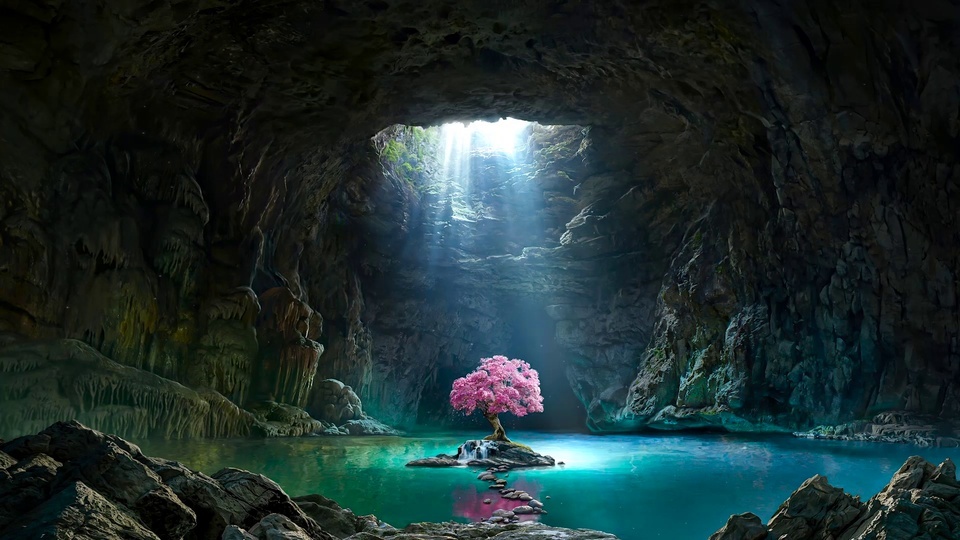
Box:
399 522 618 538
340 419 402 436
0 421 616 539
406 440 555 468
711 456 960 539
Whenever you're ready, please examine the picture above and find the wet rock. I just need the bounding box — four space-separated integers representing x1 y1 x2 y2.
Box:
1 422 196 540
711 457 960 540
340 418 401 436
483 498 492 504
407 440 555 468
246 513 315 540
248 401 324 438
2 481 161 540
709 513 767 540
0 453 63 530
211 468 333 539
223 525 259 540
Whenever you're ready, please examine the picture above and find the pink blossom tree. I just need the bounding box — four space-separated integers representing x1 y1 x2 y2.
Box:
449 355 544 442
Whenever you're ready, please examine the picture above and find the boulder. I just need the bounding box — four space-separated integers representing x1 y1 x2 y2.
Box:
2 481 161 540
341 419 401 436
711 457 960 539
709 513 767 540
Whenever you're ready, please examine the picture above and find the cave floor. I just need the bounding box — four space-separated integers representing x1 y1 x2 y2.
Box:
136 431 957 539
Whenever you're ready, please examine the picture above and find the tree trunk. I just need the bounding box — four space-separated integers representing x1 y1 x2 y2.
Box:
483 412 510 442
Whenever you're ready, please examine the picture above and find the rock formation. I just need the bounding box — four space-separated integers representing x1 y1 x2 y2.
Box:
0 421 616 539
406 439 556 468
1 0 959 437
711 455 960 539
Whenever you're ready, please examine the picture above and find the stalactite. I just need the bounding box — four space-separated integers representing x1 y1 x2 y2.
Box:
131 166 210 227
206 287 260 326
255 287 325 408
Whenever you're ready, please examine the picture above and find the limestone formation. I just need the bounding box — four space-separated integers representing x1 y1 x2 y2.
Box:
0 0 959 437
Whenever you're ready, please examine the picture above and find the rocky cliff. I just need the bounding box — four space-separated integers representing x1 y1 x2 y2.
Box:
1 0 959 438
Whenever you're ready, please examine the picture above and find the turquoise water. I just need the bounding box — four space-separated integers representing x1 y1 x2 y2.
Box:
138 432 958 540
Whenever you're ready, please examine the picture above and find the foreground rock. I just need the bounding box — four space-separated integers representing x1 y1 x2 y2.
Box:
711 456 960 539
406 440 555 468
0 422 613 539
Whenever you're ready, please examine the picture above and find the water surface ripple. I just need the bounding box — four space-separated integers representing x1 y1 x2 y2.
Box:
138 431 959 539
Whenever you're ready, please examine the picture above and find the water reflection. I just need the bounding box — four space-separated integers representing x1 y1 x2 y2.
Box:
137 431 960 540
452 478 542 522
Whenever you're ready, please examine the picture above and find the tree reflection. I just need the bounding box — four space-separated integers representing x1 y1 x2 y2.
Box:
451 478 542 522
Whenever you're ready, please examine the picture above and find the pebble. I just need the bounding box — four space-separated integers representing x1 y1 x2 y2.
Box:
488 484 502 489
483 498 492 504
545 495 551 499
529 499 543 508
500 488 515 494
512 505 536 515
518 494 533 501
558 461 565 465
492 509 515 518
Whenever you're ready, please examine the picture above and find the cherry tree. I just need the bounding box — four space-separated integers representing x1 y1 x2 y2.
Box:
449 355 543 442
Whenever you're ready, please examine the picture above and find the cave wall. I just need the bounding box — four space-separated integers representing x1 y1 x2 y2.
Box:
1 0 959 437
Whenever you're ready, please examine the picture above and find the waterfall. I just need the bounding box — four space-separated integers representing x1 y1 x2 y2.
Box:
457 439 496 463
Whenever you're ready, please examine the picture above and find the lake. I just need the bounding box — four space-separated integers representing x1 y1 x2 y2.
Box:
137 431 959 539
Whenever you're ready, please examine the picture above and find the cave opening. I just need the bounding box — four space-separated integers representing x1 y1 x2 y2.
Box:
360 118 592 431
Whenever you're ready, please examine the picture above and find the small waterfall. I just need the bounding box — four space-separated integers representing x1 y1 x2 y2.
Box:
457 440 496 463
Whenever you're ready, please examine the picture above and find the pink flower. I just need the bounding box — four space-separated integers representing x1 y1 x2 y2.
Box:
449 356 544 417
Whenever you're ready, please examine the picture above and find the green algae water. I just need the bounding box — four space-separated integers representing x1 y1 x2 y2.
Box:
138 432 958 539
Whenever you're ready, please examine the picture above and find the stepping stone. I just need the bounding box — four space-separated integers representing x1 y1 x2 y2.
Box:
513 505 535 514
483 498 492 504
529 499 543 508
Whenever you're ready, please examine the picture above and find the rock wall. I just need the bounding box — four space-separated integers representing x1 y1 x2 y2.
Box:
1 0 959 437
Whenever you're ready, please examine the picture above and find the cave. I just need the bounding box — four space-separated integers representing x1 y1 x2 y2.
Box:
1 1 960 539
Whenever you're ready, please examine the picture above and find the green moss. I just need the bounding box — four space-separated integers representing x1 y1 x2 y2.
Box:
378 126 442 193
382 139 405 164
503 440 534 452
